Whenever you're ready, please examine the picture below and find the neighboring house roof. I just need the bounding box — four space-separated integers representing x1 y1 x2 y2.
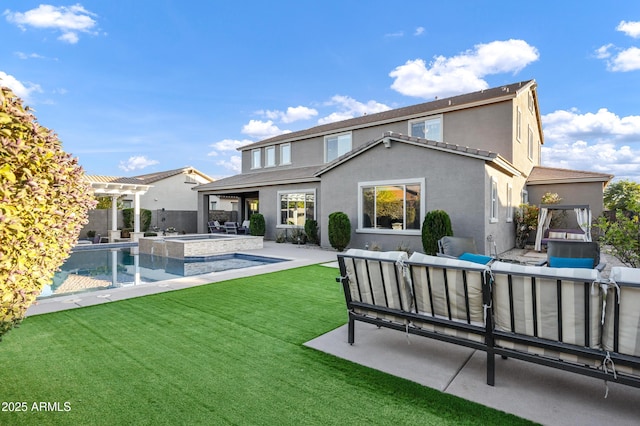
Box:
315 132 523 178
527 166 613 185
132 166 213 184
241 79 539 150
196 165 323 193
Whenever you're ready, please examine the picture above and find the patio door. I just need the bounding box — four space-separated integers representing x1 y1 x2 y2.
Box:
246 198 259 220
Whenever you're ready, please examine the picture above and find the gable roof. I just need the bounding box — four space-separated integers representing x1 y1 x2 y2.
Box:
132 166 213 184
195 165 322 193
527 166 613 184
242 79 538 150
315 132 523 177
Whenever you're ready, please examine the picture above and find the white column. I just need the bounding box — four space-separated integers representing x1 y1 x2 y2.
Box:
111 195 118 231
134 192 141 233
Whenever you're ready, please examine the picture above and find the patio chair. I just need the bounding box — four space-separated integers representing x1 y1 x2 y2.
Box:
208 220 224 233
224 222 239 234
238 220 250 234
437 236 479 258
538 240 605 271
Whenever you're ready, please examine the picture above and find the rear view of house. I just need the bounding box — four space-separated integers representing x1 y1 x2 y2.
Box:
196 80 610 254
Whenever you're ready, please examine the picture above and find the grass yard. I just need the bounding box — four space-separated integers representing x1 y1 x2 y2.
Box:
0 265 532 425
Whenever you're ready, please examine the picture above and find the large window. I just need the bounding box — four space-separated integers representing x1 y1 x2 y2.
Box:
409 116 442 142
325 133 351 163
278 191 315 227
359 179 423 233
265 146 276 167
251 149 261 169
280 143 291 165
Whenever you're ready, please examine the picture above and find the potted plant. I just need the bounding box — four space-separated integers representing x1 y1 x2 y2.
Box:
165 227 178 236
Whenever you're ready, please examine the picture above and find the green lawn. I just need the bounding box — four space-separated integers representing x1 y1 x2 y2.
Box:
0 265 533 425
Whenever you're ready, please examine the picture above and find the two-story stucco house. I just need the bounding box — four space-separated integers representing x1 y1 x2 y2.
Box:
195 80 611 254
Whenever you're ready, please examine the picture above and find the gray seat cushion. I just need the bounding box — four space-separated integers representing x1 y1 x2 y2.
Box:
438 236 478 258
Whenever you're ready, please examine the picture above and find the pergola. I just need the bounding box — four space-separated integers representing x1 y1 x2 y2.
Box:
86 176 151 242
534 204 592 251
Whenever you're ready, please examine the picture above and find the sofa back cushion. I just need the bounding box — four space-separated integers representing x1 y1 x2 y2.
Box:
407 252 488 324
490 261 601 349
438 236 478 258
339 250 412 315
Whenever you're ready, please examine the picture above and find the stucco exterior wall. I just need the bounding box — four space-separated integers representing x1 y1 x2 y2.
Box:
318 141 490 254
527 182 606 220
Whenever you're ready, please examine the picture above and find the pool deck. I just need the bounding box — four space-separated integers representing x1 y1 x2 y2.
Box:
25 243 640 425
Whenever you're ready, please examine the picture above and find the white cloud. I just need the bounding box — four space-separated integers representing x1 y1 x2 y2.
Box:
216 155 242 173
609 47 640 71
207 138 253 156
385 31 404 38
0 71 42 101
414 27 425 36
318 95 391 124
594 44 613 59
617 20 640 38
118 155 159 172
541 108 640 181
241 119 290 138
257 106 318 123
389 39 539 99
4 4 99 44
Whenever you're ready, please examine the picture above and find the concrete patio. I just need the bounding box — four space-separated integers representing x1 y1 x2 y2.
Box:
27 242 640 425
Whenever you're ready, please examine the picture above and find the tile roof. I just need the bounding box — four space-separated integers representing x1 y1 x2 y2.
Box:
527 166 613 184
315 131 504 177
195 165 322 192
241 79 536 150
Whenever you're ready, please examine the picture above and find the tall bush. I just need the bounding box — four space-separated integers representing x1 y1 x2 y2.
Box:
596 212 640 268
0 86 96 339
122 208 152 232
304 219 319 245
249 213 265 236
421 210 453 255
328 212 351 251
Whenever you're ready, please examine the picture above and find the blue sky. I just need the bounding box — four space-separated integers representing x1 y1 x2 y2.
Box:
2 1 640 182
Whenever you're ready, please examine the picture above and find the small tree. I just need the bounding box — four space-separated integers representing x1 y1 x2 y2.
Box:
604 179 640 212
514 204 539 248
0 86 96 339
122 208 152 232
249 213 265 236
421 210 453 255
328 212 351 251
596 212 640 268
304 219 319 245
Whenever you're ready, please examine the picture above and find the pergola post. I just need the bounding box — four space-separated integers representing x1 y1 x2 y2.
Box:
131 192 144 242
108 195 121 243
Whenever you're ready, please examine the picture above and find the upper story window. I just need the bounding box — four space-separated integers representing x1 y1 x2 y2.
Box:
280 143 291 165
409 115 443 142
265 146 276 167
528 92 534 113
527 126 534 160
516 107 522 142
325 132 351 163
251 149 261 169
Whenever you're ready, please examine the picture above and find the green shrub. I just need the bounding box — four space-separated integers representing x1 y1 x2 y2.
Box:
249 214 265 236
0 86 96 339
596 212 640 267
122 208 151 232
328 212 351 251
304 219 319 244
421 210 453 255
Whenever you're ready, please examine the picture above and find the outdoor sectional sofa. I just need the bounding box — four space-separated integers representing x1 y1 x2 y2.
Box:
336 249 640 390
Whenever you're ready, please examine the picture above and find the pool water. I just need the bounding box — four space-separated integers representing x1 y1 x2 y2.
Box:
39 247 285 298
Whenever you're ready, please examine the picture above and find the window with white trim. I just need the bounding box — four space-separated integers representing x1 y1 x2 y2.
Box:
527 126 534 160
516 107 522 142
490 178 498 223
251 149 261 169
528 92 534 112
506 184 513 222
278 190 315 227
359 179 423 232
325 133 351 163
409 115 442 141
265 146 276 167
521 189 529 205
280 143 291 165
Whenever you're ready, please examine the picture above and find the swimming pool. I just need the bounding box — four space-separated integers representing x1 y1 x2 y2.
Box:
39 247 286 298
